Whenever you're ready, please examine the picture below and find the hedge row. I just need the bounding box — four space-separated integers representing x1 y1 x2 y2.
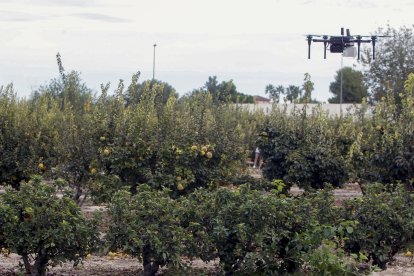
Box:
1 178 413 275
259 73 414 190
1 73 414 203
0 76 264 204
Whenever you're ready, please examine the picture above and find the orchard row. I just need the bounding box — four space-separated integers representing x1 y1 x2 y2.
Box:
1 177 414 275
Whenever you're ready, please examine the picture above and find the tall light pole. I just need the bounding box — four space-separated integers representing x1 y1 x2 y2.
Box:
340 54 343 117
152 43 157 80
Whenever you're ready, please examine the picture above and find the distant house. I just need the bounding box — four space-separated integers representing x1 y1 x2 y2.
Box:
253 95 271 104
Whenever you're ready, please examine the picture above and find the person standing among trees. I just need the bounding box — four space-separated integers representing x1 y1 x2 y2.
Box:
253 147 262 169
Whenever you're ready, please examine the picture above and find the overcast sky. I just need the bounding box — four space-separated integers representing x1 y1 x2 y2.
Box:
0 0 413 101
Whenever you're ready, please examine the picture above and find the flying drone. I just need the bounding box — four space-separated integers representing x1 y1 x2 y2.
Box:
306 28 390 60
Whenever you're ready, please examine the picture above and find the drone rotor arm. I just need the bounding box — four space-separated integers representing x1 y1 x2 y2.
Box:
349 39 372 43
312 38 330 42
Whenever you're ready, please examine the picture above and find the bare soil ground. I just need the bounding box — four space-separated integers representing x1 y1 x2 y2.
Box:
0 254 219 275
372 255 414 276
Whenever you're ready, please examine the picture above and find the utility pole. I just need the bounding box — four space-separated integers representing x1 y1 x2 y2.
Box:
153 43 157 80
340 54 343 117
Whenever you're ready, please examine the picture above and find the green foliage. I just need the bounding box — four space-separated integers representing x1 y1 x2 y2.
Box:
0 84 60 189
88 81 255 201
34 53 92 113
186 76 254 104
265 84 284 103
328 67 368 103
107 182 414 275
301 240 360 275
125 76 179 106
264 74 316 104
361 25 414 103
0 176 100 275
349 75 414 184
0 54 98 202
302 72 314 103
285 85 302 103
0 62 261 203
342 183 414 270
204 76 236 103
107 183 363 275
182 186 343 275
107 185 186 275
258 106 350 190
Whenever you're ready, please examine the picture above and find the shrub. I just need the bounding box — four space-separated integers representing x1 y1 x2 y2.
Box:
342 183 414 269
349 74 414 185
301 240 360 275
183 185 342 275
0 176 100 275
107 185 186 275
90 82 254 201
0 85 60 189
258 106 351 190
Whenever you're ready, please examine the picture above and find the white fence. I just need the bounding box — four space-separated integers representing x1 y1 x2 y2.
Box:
238 103 373 117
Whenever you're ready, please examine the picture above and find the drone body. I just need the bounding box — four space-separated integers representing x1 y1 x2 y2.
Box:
306 28 389 60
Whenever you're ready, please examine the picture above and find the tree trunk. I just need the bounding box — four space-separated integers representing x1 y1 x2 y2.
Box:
73 185 83 202
372 255 387 270
143 245 159 276
22 253 32 275
33 251 48 276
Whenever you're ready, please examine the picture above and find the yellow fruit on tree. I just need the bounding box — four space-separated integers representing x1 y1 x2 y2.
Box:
100 136 106 142
200 150 206 156
177 183 184 191
191 145 198 151
103 148 111 156
206 152 213 159
90 168 97 175
38 163 46 171
1 247 10 257
405 251 413 257
176 176 182 181
201 146 208 152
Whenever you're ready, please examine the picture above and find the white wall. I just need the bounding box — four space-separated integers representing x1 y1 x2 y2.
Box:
238 103 373 117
